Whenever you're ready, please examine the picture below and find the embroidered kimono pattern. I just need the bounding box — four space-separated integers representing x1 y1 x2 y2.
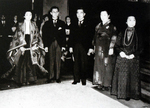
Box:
1 21 46 84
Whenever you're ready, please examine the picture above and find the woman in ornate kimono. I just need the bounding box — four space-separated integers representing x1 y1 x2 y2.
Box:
1 11 47 86
93 11 117 91
111 16 141 101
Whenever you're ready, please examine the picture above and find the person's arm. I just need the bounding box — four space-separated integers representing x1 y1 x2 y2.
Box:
61 21 66 51
108 25 117 55
42 22 49 49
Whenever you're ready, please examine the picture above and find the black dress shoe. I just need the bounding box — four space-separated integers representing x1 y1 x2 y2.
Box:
17 83 22 87
72 81 80 85
81 79 86 85
56 79 61 83
22 83 26 86
47 79 54 83
29 81 36 85
82 81 86 85
125 97 130 101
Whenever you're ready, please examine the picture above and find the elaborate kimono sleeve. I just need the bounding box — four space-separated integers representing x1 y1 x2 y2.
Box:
7 26 26 66
109 25 117 49
30 24 46 67
92 23 101 46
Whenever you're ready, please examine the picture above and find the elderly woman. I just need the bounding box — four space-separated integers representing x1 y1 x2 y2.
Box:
1 11 47 87
111 16 141 101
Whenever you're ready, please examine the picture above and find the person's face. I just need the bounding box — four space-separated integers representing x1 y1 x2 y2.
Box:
24 11 32 21
66 17 71 24
14 15 17 20
76 9 85 20
100 11 109 22
45 16 49 21
126 16 136 28
50 8 59 19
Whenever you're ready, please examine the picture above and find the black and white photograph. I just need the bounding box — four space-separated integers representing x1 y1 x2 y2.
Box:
0 0 150 108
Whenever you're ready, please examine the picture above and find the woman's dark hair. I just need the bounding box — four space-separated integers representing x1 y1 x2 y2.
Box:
65 16 71 21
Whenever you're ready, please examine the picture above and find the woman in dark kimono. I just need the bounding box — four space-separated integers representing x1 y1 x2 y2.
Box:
1 11 47 86
62 16 74 73
111 16 141 101
93 11 117 91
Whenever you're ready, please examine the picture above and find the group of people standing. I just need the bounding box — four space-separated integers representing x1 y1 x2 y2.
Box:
0 6 141 101
93 11 141 101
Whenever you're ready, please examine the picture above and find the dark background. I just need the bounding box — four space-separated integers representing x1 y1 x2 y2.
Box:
68 0 150 61
0 0 150 73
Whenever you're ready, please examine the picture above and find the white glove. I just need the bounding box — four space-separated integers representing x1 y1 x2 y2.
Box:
20 47 26 55
104 57 108 66
87 48 94 56
20 47 26 52
45 47 48 52
69 47 73 53
11 27 16 32
61 47 66 51
119 51 126 58
108 48 114 55
127 54 135 59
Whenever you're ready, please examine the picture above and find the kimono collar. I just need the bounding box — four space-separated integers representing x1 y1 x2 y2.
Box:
21 21 34 34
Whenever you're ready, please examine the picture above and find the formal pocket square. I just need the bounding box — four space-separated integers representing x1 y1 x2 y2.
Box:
58 27 62 30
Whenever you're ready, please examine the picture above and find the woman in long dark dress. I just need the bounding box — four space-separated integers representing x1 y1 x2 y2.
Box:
93 11 117 90
111 16 141 101
1 11 47 86
62 16 74 73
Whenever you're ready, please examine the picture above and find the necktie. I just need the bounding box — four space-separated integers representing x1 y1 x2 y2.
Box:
53 20 57 27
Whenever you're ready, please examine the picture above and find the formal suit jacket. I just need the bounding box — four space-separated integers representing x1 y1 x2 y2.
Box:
72 20 93 53
42 19 66 48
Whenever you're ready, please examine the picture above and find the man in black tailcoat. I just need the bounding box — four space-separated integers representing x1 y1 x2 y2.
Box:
72 8 93 85
42 6 66 83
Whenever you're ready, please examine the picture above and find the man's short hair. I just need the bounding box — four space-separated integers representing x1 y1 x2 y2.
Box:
50 6 59 12
76 7 85 12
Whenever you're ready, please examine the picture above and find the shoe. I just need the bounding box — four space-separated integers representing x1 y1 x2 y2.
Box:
81 79 86 85
82 81 86 85
125 97 130 101
82 82 86 85
97 85 104 91
26 82 30 85
22 83 26 86
56 79 61 83
29 81 36 85
72 81 80 85
17 83 22 87
104 87 110 91
47 79 54 83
